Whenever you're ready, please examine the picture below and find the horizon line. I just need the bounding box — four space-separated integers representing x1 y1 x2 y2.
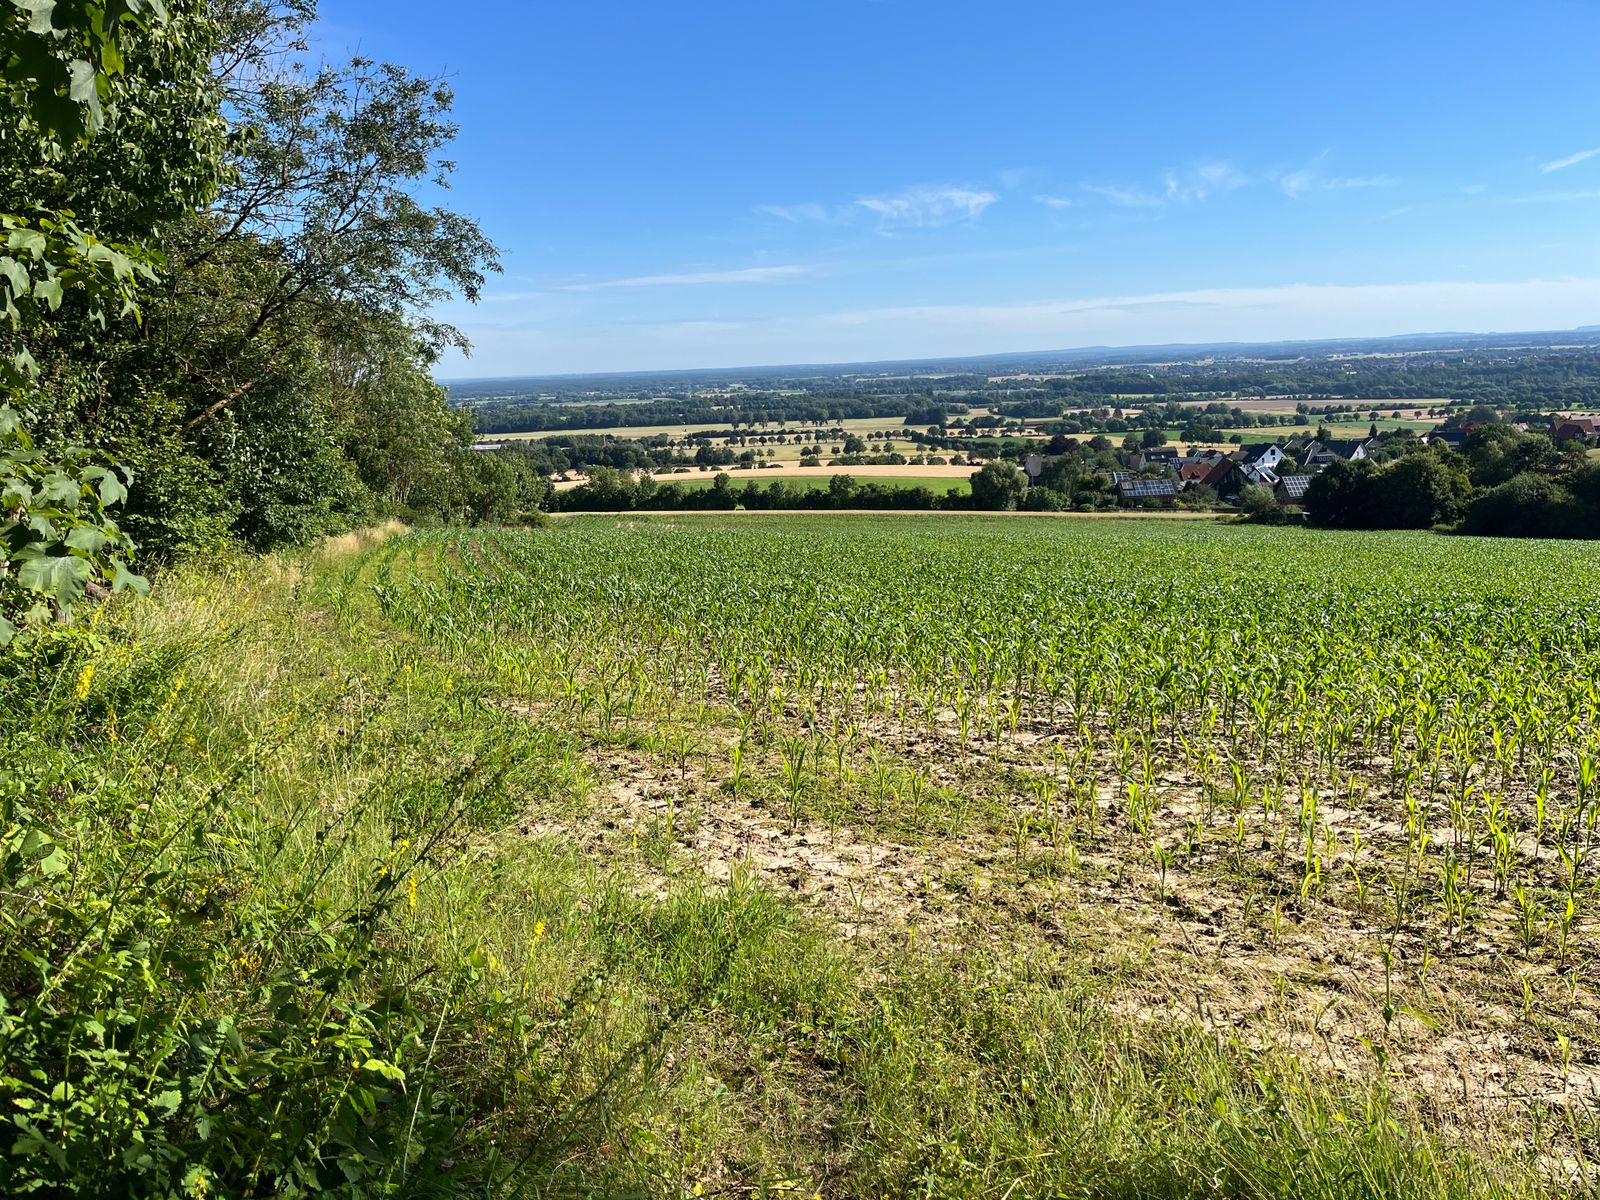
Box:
435 324 1600 385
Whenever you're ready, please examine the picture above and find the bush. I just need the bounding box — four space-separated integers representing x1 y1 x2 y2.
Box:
1237 483 1280 522
1 406 148 652
1379 453 1473 528
968 461 1027 511
1460 473 1588 538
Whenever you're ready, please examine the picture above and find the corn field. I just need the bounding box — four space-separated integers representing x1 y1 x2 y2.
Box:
373 513 1600 1151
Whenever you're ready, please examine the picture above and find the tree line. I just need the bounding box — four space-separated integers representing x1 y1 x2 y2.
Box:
3 0 547 594
1303 425 1598 537
469 394 968 434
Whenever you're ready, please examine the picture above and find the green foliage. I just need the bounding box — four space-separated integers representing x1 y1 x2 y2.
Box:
3 0 169 142
0 561 666 1195
1306 430 1595 537
1381 451 1474 528
1461 472 1594 538
5 0 503 559
1237 481 1279 521
0 403 144 646
968 459 1028 510
0 0 225 377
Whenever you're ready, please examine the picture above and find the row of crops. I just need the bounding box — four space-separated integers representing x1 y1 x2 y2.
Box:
373 514 1600 1098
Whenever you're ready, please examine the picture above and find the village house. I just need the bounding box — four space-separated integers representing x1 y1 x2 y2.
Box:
1421 428 1471 451
1116 477 1177 507
1274 473 1314 506
1294 437 1375 468
1553 415 1600 443
1134 447 1180 472
1238 442 1287 473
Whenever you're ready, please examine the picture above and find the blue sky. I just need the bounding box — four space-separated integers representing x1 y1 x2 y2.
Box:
317 0 1600 376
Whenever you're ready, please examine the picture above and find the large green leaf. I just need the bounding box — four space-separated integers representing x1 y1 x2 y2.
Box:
15 0 56 35
33 277 63 311
35 471 82 509
81 465 127 507
16 553 93 606
64 524 108 554
107 556 148 596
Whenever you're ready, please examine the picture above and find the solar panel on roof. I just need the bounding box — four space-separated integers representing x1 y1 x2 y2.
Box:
1119 479 1176 498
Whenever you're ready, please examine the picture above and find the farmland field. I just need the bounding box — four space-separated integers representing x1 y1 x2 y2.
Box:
22 515 1600 1196
494 414 932 442
385 515 1600 1183
647 472 974 495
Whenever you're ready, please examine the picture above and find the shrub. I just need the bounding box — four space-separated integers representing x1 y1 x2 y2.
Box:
1 405 147 652
1460 473 1584 538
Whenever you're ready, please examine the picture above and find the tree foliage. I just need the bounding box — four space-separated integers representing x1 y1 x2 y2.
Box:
8 0 511 557
0 403 145 645
969 460 1028 511
1305 428 1594 537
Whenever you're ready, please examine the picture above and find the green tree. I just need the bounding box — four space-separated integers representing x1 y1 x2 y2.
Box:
969 461 1027 511
1304 458 1382 529
33 1 502 554
1377 453 1472 528
1237 482 1279 522
1 0 227 636
1463 426 1559 489
1462 473 1579 538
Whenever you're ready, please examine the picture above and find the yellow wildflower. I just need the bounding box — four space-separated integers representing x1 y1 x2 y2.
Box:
191 1170 208 1199
75 663 95 701
532 919 546 942
406 876 418 913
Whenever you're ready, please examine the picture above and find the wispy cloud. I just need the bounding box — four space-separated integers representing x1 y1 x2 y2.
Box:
1163 162 1248 202
801 279 1600 344
561 265 815 291
1079 182 1165 208
1324 175 1395 190
1275 152 1396 198
1032 193 1074 209
855 184 999 227
1079 162 1247 208
757 203 835 224
1541 147 1600 173
1461 183 1488 195
756 184 999 228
